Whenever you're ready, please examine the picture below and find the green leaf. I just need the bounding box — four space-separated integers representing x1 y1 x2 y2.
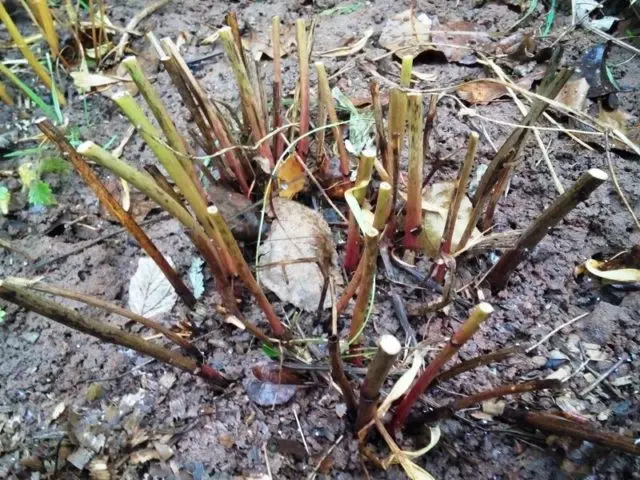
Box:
188 257 205 300
320 1 363 16
262 343 280 359
0 186 10 215
40 157 70 174
18 163 38 189
28 181 56 206
0 308 5 324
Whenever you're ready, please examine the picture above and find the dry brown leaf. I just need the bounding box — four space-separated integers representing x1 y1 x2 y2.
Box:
456 68 544 105
556 78 589 112
583 259 640 283
259 198 341 311
419 182 480 256
277 154 306 199
431 20 489 63
319 28 373 57
379 9 432 57
201 24 297 60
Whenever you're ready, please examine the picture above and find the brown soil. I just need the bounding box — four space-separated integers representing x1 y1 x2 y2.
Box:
1 0 640 479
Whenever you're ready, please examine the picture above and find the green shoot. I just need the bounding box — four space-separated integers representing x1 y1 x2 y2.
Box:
28 180 56 207
0 64 57 120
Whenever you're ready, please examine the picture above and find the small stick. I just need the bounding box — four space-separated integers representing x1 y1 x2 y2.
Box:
160 38 250 192
335 258 363 314
0 3 65 104
391 293 417 346
349 226 379 344
225 11 249 69
526 312 590 353
605 133 640 231
498 408 640 456
114 0 170 61
208 206 287 339
404 93 424 250
0 279 228 387
390 302 494 433
422 94 438 170
411 379 561 425
328 335 358 414
356 335 402 430
458 62 572 250
271 16 284 160
219 27 273 167
77 141 234 284
0 80 13 105
487 169 608 291
316 62 350 176
343 155 375 272
30 0 59 56
370 81 388 172
295 19 310 161
579 357 626 397
433 132 478 282
38 119 197 309
12 277 197 354
435 345 525 383
143 164 185 207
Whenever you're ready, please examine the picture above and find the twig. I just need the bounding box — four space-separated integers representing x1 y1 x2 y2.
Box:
328 335 358 414
292 406 310 455
579 357 626 397
316 62 349 176
271 16 284 160
410 379 561 425
12 277 198 354
487 169 608 291
114 0 170 61
38 119 196 308
498 408 640 455
436 345 525 383
307 434 344 480
295 19 310 161
605 133 640 232
0 279 228 387
390 303 494 434
391 293 416 346
349 226 379 343
525 312 590 353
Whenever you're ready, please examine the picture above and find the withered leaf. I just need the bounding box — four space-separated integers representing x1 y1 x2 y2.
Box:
128 256 178 318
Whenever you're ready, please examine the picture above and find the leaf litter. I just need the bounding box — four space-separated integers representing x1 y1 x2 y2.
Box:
128 256 178 318
259 198 341 311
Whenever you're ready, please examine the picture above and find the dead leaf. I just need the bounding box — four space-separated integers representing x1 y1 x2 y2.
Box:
128 256 178 318
202 24 297 61
88 456 110 480
319 28 373 57
70 71 127 90
482 399 506 416
129 449 159 465
259 199 341 311
51 401 66 421
431 20 490 63
245 379 297 406
456 69 544 105
277 154 306 199
152 442 174 461
252 364 305 385
379 9 432 57
583 258 640 283
556 77 589 112
419 182 480 256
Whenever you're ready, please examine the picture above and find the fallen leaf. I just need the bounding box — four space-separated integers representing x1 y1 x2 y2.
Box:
419 182 481 256
51 401 66 421
277 154 306 199
379 9 432 57
129 449 159 465
252 364 305 385
259 198 341 311
456 69 544 105
482 399 505 416
430 20 490 63
152 442 174 461
128 256 178 317
583 258 640 283
319 28 373 57
70 71 125 91
88 456 110 480
575 0 618 31
556 77 590 112
187 257 205 300
245 379 297 406
67 447 94 470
